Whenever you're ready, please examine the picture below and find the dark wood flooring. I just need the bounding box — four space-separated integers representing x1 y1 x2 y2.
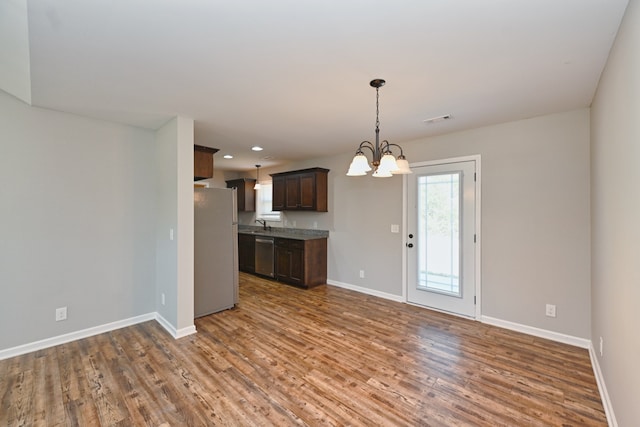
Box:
1 273 606 426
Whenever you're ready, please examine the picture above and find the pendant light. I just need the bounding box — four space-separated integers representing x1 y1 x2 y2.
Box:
253 164 261 190
347 79 412 177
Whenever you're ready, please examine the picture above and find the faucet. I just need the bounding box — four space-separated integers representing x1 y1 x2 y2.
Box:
256 219 269 231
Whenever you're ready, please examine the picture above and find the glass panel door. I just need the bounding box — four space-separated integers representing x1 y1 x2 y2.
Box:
417 172 461 297
407 160 477 318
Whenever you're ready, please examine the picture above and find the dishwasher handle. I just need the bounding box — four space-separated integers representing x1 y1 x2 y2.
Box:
255 237 274 244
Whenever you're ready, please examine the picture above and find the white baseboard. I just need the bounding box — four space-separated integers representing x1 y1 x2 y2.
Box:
0 312 156 360
176 325 197 338
481 315 590 349
326 279 404 303
589 343 617 427
0 312 198 360
155 313 197 339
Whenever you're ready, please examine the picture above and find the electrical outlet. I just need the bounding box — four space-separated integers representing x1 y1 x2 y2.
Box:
313 221 318 229
161 293 166 306
169 228 174 241
545 304 556 317
599 336 603 357
359 270 365 279
55 307 67 322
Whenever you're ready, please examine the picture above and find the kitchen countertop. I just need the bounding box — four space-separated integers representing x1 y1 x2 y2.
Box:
238 226 329 241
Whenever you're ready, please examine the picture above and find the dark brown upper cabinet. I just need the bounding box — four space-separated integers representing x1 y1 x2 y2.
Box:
194 145 219 181
226 178 256 212
271 168 329 212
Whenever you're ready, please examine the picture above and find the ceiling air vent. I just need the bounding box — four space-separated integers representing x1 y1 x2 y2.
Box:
423 114 452 124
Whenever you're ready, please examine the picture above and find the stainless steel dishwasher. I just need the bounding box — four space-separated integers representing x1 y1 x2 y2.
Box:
254 236 274 277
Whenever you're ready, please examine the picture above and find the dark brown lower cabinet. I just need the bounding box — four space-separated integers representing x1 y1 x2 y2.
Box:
275 238 327 288
238 234 255 273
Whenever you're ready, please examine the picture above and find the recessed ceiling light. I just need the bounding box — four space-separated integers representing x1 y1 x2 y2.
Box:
223 154 233 159
423 114 452 124
251 146 264 151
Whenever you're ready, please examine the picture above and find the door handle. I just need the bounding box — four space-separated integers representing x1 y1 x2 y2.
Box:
406 243 414 248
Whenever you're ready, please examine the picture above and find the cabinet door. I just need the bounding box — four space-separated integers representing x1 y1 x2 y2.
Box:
226 179 256 212
194 150 213 180
238 234 255 273
298 173 316 210
288 241 305 285
272 176 286 211
243 181 256 212
274 239 305 285
227 180 246 211
274 241 291 281
285 176 300 209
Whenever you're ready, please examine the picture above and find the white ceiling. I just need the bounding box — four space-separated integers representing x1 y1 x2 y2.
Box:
24 0 628 171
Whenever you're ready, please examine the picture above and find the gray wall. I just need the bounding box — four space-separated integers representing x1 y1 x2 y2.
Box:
404 109 591 339
265 109 591 339
591 0 639 424
1 85 588 350
0 91 157 350
155 118 180 326
153 116 197 335
175 117 195 333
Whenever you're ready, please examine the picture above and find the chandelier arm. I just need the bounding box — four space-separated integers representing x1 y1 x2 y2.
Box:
356 141 375 156
381 141 405 156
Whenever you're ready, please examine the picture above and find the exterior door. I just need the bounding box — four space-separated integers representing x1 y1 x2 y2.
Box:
407 159 478 318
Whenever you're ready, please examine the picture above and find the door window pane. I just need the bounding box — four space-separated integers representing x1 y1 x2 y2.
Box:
417 172 461 297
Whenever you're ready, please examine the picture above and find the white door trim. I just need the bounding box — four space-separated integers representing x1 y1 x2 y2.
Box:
402 154 482 319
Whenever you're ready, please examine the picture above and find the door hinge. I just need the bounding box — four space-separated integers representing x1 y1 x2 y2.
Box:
474 296 477 305
474 234 476 243
474 172 477 182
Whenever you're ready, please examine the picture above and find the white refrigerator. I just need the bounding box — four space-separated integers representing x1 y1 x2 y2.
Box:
194 187 239 318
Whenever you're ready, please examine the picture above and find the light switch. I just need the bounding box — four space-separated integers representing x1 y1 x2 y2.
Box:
170 228 174 240
391 224 400 233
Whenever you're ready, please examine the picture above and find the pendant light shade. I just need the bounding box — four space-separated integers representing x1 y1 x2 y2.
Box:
372 168 393 178
377 153 399 175
253 164 261 190
346 153 372 176
391 155 412 175
346 79 412 177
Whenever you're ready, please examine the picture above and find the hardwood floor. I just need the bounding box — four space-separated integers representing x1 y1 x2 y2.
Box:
1 273 606 426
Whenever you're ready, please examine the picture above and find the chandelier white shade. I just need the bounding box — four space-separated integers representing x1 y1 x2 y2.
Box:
346 153 371 176
346 79 412 177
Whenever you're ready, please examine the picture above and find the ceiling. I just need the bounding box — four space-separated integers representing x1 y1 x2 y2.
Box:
23 0 628 171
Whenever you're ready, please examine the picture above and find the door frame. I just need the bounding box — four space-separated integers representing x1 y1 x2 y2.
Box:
402 155 482 319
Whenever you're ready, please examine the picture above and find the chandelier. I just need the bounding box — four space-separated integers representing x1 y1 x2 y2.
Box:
346 79 412 177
